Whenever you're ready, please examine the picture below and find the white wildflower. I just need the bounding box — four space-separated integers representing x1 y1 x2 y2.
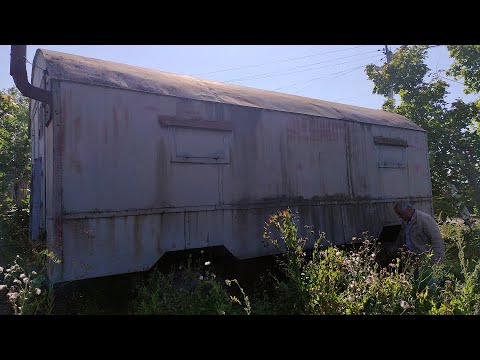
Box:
0 267 3 273
8 292 19 301
35 288 42 296
0 285 7 291
204 261 211 266
23 278 29 284
346 295 354 302
199 275 204 280
31 271 37 276
19 273 26 279
400 300 410 310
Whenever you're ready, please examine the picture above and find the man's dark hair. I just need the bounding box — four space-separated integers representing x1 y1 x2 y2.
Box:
394 201 414 212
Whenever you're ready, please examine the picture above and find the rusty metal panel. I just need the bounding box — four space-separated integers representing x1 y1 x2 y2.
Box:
169 126 232 164
168 165 221 207
347 122 381 198
47 79 435 284
407 131 432 198
185 211 225 249
34 50 434 284
295 205 345 247
60 82 174 213
30 158 43 240
158 116 233 131
45 122 53 225
221 108 350 204
45 120 54 267
45 121 54 217
225 208 279 259
341 203 384 242
347 123 431 200
47 80 64 283
61 213 183 282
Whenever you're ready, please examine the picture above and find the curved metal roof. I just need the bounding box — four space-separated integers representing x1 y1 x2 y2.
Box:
35 49 424 131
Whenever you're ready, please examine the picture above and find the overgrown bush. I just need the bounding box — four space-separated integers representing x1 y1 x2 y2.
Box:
0 195 60 315
440 217 480 276
262 208 480 315
0 197 30 266
0 257 52 315
131 255 249 315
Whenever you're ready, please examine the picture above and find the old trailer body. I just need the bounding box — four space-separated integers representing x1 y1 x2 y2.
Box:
28 49 432 284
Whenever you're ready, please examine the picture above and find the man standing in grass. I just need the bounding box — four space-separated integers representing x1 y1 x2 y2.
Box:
393 201 445 263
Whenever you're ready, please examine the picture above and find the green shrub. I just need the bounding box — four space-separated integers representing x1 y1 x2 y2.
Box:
131 256 248 315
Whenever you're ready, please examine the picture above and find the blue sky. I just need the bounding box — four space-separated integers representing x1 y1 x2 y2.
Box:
0 45 476 109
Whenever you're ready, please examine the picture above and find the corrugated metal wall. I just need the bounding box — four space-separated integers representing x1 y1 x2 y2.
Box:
32 80 432 283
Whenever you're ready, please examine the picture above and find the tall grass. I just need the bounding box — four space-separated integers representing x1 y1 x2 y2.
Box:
2 205 479 315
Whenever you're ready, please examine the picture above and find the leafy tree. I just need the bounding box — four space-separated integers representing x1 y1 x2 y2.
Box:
0 87 30 204
447 45 480 94
366 46 480 217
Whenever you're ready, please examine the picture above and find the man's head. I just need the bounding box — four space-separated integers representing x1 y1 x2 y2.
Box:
394 201 415 222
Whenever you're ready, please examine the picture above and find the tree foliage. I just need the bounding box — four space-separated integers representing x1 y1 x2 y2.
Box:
0 87 30 204
447 45 480 94
366 45 480 218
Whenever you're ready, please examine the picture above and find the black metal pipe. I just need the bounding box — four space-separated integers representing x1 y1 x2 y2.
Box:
10 45 50 103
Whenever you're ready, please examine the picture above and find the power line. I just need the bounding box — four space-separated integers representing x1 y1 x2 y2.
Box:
226 53 383 83
225 49 381 82
330 63 373 79
290 58 385 96
190 45 366 76
274 63 369 92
